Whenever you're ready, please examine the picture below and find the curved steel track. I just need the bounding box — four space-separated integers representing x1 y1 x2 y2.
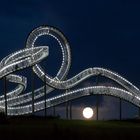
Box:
0 26 140 115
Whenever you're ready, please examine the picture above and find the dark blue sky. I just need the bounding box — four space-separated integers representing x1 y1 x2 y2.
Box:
0 0 140 119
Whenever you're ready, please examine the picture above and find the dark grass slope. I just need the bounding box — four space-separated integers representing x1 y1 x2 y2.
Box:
0 116 140 140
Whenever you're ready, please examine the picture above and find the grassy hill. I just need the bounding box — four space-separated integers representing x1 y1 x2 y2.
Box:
0 117 140 140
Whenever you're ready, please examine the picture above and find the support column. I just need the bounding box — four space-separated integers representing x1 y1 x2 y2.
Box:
96 76 99 120
139 107 140 118
65 88 69 119
32 68 35 115
119 98 122 120
53 106 56 117
44 75 47 117
96 95 99 121
69 101 72 120
66 101 69 119
4 77 7 116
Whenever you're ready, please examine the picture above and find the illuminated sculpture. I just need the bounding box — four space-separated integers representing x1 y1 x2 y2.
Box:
0 26 140 116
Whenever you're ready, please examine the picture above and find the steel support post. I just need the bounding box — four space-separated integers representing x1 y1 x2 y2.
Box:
96 76 99 120
53 106 56 117
96 95 99 121
66 101 69 119
32 68 35 115
69 101 72 120
4 77 7 116
119 98 122 120
44 74 47 117
139 107 140 118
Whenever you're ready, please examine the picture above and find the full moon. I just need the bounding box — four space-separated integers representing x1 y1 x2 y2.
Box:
83 107 94 119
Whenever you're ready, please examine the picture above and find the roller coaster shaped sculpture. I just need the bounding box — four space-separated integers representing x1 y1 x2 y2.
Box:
0 25 140 116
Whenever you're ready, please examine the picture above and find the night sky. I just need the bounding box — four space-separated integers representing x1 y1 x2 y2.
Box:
0 0 140 120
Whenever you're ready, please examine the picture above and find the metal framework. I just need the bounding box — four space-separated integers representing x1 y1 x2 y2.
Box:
0 26 140 116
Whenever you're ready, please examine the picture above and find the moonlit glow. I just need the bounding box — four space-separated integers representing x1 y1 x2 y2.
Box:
83 107 94 119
